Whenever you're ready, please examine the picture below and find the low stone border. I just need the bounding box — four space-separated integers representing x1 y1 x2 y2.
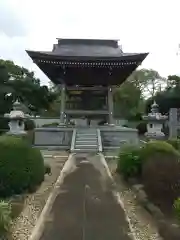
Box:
127 178 180 240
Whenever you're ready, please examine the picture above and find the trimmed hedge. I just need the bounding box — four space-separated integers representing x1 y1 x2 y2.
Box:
142 141 180 204
117 144 142 179
0 135 44 197
141 140 179 159
166 138 180 151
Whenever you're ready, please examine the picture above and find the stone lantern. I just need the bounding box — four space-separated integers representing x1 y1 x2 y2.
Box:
143 101 168 139
4 100 28 135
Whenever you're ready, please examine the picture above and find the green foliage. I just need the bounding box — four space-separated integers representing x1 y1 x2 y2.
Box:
0 135 44 197
0 59 58 116
128 68 166 98
0 118 9 135
136 122 147 135
24 119 36 131
166 139 180 151
117 144 142 178
145 75 180 114
174 198 180 222
44 163 51 175
141 140 180 159
114 80 142 118
0 200 12 237
42 122 59 127
142 141 180 204
127 112 143 121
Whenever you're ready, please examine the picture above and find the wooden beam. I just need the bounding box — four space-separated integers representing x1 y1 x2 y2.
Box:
66 86 108 91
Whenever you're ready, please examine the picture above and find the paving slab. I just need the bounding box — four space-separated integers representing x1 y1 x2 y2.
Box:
39 156 132 240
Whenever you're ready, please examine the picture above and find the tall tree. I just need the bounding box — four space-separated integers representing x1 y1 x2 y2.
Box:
127 68 166 98
114 79 143 119
145 75 180 114
0 59 57 115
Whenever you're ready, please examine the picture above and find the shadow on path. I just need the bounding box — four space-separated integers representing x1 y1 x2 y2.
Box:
40 156 132 240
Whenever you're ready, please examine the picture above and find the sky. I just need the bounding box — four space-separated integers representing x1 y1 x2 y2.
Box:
0 0 180 85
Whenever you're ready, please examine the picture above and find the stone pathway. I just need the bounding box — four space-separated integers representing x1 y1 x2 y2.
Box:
39 155 132 240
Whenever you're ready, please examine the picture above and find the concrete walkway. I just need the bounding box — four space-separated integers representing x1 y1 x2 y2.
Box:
39 155 132 240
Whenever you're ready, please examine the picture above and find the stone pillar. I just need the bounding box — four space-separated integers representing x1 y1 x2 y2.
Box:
60 84 66 125
107 86 114 124
169 108 178 138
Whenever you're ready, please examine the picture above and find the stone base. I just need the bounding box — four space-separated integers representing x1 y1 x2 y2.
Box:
6 131 27 136
145 132 165 140
100 125 139 150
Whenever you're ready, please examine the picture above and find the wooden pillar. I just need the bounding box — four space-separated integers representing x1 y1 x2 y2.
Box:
60 84 66 124
107 86 114 124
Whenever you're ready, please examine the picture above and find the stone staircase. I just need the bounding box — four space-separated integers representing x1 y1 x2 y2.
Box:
71 128 101 153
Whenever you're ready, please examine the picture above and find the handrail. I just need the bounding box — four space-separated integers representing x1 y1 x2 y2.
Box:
97 128 102 152
70 128 77 152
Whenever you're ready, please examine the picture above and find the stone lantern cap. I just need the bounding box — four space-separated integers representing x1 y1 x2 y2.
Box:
143 101 168 122
4 100 26 120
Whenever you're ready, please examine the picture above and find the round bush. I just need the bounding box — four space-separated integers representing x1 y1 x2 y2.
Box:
0 135 44 197
141 140 178 159
142 141 180 205
117 144 142 179
166 138 180 151
136 122 147 135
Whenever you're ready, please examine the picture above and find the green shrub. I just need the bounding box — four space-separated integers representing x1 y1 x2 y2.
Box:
44 163 51 175
42 122 59 127
162 124 169 136
0 135 44 197
0 118 9 135
166 138 180 151
24 119 36 131
0 200 12 238
24 119 35 144
142 141 180 204
136 122 147 135
174 198 180 222
141 140 179 159
117 144 142 179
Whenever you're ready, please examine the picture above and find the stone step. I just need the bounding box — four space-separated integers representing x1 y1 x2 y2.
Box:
71 149 98 153
76 134 97 137
77 130 97 132
76 140 97 144
76 136 98 140
75 144 98 149
76 138 98 141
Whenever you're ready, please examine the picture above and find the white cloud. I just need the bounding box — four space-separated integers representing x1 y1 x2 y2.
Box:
0 0 180 85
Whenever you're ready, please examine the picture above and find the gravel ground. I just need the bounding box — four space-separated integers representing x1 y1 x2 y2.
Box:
11 151 68 240
107 159 163 240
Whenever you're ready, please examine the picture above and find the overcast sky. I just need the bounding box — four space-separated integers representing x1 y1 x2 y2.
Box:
0 0 180 85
